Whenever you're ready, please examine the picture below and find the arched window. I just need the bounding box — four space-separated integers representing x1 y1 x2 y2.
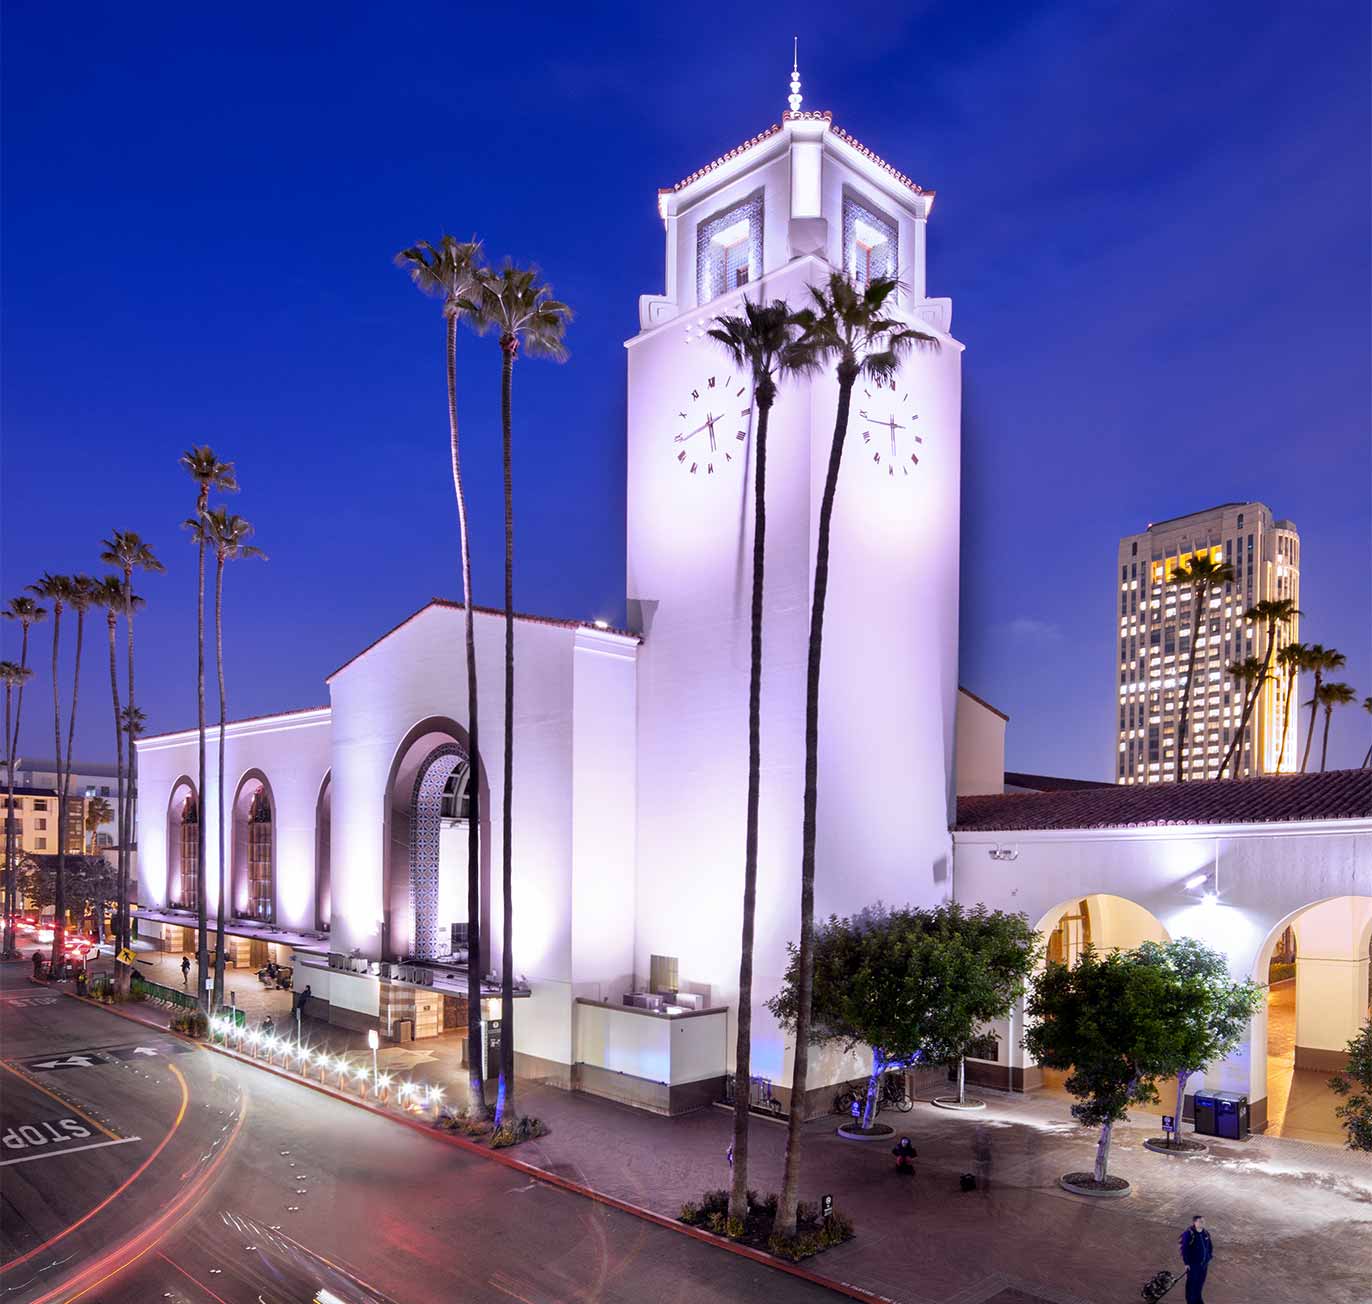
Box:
439 765 475 822
177 795 199 910
246 787 273 922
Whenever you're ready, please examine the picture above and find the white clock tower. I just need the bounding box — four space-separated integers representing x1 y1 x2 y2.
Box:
626 64 964 1106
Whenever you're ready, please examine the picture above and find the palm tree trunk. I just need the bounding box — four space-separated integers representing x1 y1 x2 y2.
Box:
196 507 210 1008
1319 705 1333 771
1217 624 1275 779
1300 670 1322 773
1276 667 1295 771
778 368 856 1238
48 609 66 973
104 609 128 976
445 313 487 1115
497 338 517 1124
214 554 228 1007
3 624 28 957
729 388 772 1223
61 606 86 946
1174 588 1205 781
123 574 139 966
3 682 12 957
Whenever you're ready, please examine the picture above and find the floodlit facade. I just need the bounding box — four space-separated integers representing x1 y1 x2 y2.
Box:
1116 502 1301 784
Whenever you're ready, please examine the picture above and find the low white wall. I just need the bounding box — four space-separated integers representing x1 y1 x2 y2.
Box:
575 1003 727 1086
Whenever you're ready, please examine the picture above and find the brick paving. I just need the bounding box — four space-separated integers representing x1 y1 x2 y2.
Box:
73 965 1372 1304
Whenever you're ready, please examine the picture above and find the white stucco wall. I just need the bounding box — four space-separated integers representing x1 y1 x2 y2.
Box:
956 689 1007 797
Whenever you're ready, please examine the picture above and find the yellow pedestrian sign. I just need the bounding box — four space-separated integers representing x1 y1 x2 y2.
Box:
116 948 135 966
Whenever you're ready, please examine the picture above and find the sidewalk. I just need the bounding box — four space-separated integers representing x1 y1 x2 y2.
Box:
61 979 1372 1304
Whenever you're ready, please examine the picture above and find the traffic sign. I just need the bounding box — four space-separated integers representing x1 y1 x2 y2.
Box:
1162 1114 1176 1133
116 948 135 966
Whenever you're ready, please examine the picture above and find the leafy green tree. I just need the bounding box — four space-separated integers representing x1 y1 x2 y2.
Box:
773 272 938 1236
1024 947 1177 1184
180 446 238 1006
769 904 1039 1131
396 234 490 1115
1216 598 1299 778
1330 1019 1372 1151
1166 553 1234 782
468 262 571 1126
707 297 802 1220
1313 681 1356 771
1299 644 1345 772
1135 938 1263 1147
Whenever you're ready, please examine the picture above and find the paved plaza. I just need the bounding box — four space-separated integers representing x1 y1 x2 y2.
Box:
69 960 1372 1304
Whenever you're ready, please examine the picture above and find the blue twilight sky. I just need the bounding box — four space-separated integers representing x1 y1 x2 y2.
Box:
3 1 1369 776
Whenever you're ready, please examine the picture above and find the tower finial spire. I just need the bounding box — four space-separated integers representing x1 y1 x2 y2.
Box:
788 37 803 114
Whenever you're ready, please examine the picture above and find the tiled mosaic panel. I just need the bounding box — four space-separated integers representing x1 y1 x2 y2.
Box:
696 190 764 304
409 744 466 960
842 191 898 283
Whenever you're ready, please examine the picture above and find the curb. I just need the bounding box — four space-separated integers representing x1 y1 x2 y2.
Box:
34 977 893 1304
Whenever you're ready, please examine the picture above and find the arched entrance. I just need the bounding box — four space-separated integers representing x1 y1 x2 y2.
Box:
1256 895 1372 1142
231 769 276 923
382 718 489 965
315 771 331 933
165 776 198 911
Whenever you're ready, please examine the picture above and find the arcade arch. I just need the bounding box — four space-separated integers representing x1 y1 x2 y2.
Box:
165 776 198 911
1255 895 1372 1141
382 717 489 965
230 769 276 923
315 770 331 932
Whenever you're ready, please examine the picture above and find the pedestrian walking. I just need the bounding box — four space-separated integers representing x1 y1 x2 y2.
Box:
181 955 191 987
1179 1215 1213 1303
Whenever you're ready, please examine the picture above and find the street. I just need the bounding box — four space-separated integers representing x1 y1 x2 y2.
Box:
0 961 834 1303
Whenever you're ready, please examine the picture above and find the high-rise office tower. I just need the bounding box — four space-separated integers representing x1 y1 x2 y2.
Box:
1116 502 1300 784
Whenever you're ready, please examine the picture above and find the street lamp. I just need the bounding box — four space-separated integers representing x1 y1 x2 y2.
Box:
367 1028 380 1094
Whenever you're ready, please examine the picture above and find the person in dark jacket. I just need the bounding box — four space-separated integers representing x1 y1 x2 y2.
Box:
181 955 191 987
1179 1215 1213 1303
891 1136 917 1174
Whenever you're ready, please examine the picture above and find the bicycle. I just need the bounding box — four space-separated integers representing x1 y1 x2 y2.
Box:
833 1070 914 1117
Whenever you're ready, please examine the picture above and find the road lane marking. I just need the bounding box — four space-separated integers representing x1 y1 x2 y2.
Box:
0 1059 121 1140
0 1062 190 1277
0 1135 143 1167
155 1250 234 1304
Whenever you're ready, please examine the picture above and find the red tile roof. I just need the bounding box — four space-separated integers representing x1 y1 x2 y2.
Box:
660 116 927 199
955 769 1372 833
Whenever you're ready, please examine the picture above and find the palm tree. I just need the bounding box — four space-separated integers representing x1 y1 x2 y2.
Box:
1 660 34 953
179 448 238 1008
468 261 571 1126
28 574 76 969
59 576 97 929
775 271 938 1237
1166 553 1234 781
1313 682 1356 771
1222 656 1268 777
1360 696 1371 769
1299 645 1346 773
1274 641 1309 772
396 235 491 1114
99 533 164 961
706 297 801 1222
1216 598 1300 779
194 508 265 1008
85 796 113 855
1 595 45 956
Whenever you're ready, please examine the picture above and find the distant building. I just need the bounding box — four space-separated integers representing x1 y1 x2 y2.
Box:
1 786 88 856
3 759 121 851
1116 502 1300 784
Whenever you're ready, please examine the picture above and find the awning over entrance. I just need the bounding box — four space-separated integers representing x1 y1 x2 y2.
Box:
132 906 329 955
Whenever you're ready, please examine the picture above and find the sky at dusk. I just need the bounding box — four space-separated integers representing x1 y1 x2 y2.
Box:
3 0 1369 776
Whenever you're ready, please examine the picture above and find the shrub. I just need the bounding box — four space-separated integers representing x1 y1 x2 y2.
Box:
768 1230 822 1261
677 1187 854 1257
171 1008 209 1039
679 1202 701 1225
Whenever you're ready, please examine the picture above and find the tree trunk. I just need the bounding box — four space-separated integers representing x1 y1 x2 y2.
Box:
105 609 128 991
49 607 66 973
497 338 517 1125
1300 669 1323 773
778 368 856 1238
446 312 487 1117
1173 1070 1189 1147
1362 741 1371 769
860 1049 884 1131
729 387 772 1222
1320 705 1333 771
214 554 228 1008
1276 665 1296 772
3 624 29 958
1217 620 1275 779
958 1056 967 1105
1174 584 1206 781
196 498 210 1009
1093 1120 1114 1183
61 606 86 945
123 572 138 962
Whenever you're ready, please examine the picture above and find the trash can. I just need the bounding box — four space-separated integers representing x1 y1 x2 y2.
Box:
1193 1090 1249 1140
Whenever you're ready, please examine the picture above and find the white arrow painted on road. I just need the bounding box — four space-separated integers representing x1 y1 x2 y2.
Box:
130 1047 159 1056
28 1055 99 1069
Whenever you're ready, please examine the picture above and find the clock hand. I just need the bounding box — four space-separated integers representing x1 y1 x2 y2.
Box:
674 417 714 443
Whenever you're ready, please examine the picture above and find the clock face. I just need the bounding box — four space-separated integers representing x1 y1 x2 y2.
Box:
670 373 752 476
858 377 923 478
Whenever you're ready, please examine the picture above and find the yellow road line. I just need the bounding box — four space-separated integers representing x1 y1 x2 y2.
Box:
0 1058 120 1140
